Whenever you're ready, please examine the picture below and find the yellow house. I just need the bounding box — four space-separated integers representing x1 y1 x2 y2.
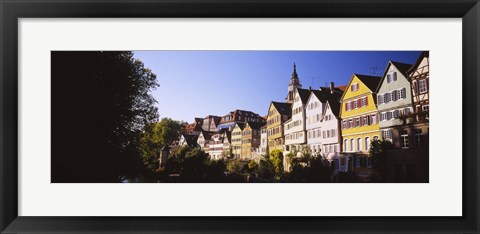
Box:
266 101 292 153
231 122 245 159
340 74 382 175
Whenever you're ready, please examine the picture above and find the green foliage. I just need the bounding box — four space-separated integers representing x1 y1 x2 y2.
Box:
256 155 275 180
269 149 284 176
285 156 333 182
140 118 186 171
164 146 225 182
226 159 243 174
247 160 258 172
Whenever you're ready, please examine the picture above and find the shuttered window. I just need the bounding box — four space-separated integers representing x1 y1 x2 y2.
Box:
378 94 384 104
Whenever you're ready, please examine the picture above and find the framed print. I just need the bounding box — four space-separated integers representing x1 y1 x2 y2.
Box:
1 0 479 233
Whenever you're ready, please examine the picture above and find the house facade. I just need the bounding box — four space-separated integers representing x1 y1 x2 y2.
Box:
241 122 266 161
376 61 415 148
231 122 245 159
320 92 344 164
207 132 225 160
197 131 214 151
284 88 311 156
266 101 291 153
340 74 381 176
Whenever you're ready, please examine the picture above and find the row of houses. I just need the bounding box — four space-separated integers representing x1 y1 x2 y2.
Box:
176 51 429 181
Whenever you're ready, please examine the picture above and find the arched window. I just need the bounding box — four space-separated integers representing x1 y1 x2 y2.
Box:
350 139 354 152
344 139 348 152
357 138 362 151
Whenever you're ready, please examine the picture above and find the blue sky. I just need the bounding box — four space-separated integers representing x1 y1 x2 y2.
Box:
133 51 421 123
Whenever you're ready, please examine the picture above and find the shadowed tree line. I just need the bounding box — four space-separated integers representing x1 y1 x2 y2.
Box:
52 51 159 182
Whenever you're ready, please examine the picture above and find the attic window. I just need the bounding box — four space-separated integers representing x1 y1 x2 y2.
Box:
351 83 359 92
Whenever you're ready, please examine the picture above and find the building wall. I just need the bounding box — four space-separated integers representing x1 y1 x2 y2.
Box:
319 102 342 158
231 125 243 159
284 91 307 153
305 94 324 149
377 63 415 129
340 75 381 154
267 104 285 153
410 56 429 110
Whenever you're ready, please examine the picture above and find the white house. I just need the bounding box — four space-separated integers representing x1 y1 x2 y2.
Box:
207 132 225 160
305 89 328 155
320 96 343 165
283 88 311 156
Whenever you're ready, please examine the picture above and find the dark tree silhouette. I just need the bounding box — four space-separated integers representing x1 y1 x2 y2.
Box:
52 51 159 182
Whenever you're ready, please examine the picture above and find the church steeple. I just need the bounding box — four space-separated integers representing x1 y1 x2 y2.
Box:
291 62 299 84
286 62 302 103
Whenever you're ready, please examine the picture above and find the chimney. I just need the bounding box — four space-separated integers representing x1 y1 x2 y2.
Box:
308 86 312 91
330 82 334 94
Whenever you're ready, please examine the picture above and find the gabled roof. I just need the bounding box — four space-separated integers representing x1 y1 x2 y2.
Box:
246 121 266 130
233 122 246 131
199 131 215 140
181 134 199 148
354 74 382 92
310 89 329 103
407 51 429 74
271 101 292 116
391 61 413 77
325 93 342 118
295 88 311 105
223 131 232 143
375 61 413 93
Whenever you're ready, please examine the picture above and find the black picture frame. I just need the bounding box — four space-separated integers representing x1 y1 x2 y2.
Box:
1 0 479 233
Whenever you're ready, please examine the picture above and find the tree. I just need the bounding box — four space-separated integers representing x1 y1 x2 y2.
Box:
369 139 393 181
52 51 159 182
226 158 243 174
247 160 258 172
269 149 284 177
140 118 186 171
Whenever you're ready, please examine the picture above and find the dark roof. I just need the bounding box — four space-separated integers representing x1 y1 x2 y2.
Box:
234 122 246 130
354 74 382 92
310 89 329 103
391 61 413 76
246 121 266 130
271 101 292 116
223 131 232 142
407 51 429 74
181 134 199 147
326 93 342 118
200 131 215 140
296 88 311 104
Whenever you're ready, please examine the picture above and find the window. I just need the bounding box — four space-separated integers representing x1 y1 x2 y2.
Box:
382 129 393 141
386 74 391 83
365 137 370 151
401 130 409 148
371 114 377 124
373 136 379 141
357 138 362 151
384 93 391 103
393 110 400 119
345 102 350 111
355 118 360 127
380 112 384 121
392 72 397 81
414 129 423 148
392 90 398 101
344 139 348 152
353 100 358 109
361 97 367 107
378 94 384 104
386 112 393 120
351 83 359 91
401 88 406 99
418 79 428 93
350 139 354 152
404 108 410 115
362 116 368 126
